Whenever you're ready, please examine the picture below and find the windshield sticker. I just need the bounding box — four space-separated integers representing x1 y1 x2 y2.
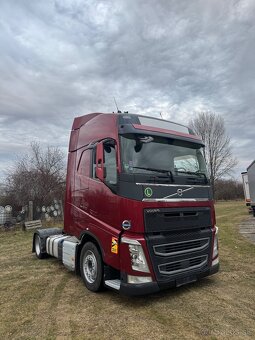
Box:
128 161 133 171
144 187 153 197
124 163 130 171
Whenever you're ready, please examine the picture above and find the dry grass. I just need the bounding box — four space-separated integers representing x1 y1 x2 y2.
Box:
0 201 255 339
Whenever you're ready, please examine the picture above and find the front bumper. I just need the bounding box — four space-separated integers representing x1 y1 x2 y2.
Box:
120 263 219 296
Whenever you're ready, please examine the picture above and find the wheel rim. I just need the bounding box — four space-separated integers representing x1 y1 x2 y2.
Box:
83 250 97 284
35 236 41 256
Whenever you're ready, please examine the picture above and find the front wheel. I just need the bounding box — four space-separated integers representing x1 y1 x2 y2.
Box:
34 234 45 259
80 242 103 292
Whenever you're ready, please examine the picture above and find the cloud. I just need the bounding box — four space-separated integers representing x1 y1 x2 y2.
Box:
0 0 254 181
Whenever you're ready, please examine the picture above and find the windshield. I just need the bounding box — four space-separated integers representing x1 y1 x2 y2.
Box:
120 134 208 181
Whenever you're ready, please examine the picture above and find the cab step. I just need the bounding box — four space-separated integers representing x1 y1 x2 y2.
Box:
104 279 121 290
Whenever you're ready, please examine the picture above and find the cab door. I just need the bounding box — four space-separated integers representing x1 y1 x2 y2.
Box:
88 139 121 269
73 148 92 234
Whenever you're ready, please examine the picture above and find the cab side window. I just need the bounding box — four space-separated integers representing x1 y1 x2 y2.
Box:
92 149 97 178
78 149 91 177
104 143 117 185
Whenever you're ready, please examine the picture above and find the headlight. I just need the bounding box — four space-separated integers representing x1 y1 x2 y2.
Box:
122 237 150 273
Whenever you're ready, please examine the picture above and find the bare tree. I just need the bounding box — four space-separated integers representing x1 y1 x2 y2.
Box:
189 111 237 193
5 142 66 208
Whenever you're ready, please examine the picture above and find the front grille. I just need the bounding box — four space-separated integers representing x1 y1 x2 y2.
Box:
153 237 209 256
145 210 213 283
158 255 208 275
144 207 212 233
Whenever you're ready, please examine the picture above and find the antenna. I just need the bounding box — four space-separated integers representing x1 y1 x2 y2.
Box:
113 97 121 113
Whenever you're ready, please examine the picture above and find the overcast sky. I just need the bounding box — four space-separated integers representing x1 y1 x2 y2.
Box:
0 0 254 181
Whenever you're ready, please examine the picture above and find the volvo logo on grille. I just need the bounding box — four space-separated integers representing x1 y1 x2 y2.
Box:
177 189 183 197
163 186 194 199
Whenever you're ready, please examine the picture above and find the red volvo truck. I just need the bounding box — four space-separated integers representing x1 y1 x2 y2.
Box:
32 112 219 295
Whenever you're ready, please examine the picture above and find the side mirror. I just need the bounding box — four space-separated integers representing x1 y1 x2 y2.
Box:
96 142 105 182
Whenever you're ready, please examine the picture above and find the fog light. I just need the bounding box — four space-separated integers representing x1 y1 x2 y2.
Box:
127 275 152 284
212 257 219 266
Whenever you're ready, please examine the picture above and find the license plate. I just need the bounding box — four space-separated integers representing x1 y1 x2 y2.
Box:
176 275 197 287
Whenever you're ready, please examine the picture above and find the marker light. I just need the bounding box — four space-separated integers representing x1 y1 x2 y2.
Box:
212 226 219 260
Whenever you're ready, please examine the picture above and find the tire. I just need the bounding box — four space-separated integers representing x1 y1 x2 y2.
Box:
80 242 103 292
34 234 45 259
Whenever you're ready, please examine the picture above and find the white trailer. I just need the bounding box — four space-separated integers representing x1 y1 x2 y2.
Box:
247 161 255 216
241 171 251 207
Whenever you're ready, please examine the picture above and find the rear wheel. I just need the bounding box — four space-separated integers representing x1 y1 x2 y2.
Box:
80 242 103 292
34 234 45 259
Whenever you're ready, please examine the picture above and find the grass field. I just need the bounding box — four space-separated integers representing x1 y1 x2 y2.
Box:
0 201 255 339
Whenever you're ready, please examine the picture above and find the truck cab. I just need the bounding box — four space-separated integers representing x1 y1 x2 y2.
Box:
33 113 219 295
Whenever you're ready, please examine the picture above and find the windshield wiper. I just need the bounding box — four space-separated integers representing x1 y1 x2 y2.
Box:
176 170 208 183
132 166 174 182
